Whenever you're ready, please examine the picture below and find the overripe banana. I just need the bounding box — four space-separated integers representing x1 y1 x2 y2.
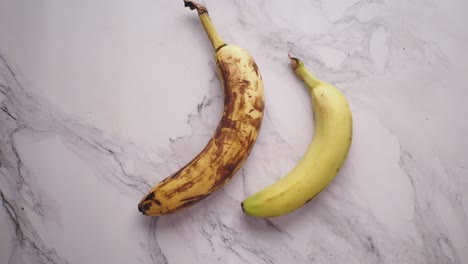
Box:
138 0 264 216
241 56 352 217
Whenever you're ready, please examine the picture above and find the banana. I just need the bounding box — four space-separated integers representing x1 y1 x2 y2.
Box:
241 56 352 217
138 0 264 216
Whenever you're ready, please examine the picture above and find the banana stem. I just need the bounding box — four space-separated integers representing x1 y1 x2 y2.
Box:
184 0 226 51
289 56 322 89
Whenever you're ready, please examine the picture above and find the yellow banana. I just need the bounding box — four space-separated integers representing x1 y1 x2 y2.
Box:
241 56 352 217
138 0 264 216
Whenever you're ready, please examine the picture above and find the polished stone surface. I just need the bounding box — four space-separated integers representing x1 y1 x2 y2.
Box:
1 0 467 263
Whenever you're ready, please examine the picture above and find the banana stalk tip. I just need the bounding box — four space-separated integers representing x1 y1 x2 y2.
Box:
289 55 301 70
183 0 207 14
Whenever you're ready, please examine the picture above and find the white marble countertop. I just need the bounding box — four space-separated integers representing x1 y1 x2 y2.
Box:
1 0 467 263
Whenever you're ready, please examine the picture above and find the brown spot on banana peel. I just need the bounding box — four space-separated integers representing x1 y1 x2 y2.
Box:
241 79 250 87
138 202 152 214
217 162 238 179
173 199 201 211
249 59 260 76
221 118 238 130
172 175 234 213
253 96 265 112
180 193 211 202
250 117 263 133
215 44 227 52
304 188 326 205
160 169 210 200
144 192 155 201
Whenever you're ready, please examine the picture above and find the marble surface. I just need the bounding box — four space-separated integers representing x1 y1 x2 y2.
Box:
1 0 467 263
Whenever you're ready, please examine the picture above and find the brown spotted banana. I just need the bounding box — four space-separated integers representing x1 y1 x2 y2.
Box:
138 0 264 216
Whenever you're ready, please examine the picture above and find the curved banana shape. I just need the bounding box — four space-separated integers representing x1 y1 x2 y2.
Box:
138 0 264 216
241 56 352 217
